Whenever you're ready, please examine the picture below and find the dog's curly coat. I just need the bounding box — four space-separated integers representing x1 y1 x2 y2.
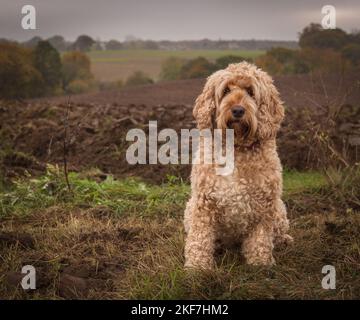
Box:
184 62 292 269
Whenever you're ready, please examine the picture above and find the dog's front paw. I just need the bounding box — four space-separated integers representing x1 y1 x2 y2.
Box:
275 234 293 246
280 234 294 245
283 234 294 245
246 254 276 266
184 258 214 271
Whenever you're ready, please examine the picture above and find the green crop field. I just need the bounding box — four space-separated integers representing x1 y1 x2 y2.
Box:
88 49 264 82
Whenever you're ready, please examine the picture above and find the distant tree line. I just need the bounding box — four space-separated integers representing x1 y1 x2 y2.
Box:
0 40 94 99
157 23 360 80
256 23 360 75
0 35 298 52
160 55 252 81
2 23 359 98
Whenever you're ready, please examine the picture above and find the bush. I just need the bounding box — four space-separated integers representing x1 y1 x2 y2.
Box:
256 23 359 76
159 57 184 81
160 55 256 81
66 79 94 94
215 55 250 69
299 23 349 50
341 43 360 66
265 47 297 64
47 35 68 52
180 57 215 79
256 48 307 75
72 35 95 52
256 47 349 75
33 41 62 95
299 48 350 74
125 71 153 86
62 51 93 90
256 54 284 75
106 40 123 50
0 42 43 99
98 79 124 91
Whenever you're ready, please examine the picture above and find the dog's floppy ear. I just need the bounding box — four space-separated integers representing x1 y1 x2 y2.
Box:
193 81 216 130
255 73 284 140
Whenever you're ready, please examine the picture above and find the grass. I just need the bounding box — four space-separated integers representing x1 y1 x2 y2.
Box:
87 49 264 81
283 170 326 194
0 166 327 219
0 165 189 218
0 167 359 299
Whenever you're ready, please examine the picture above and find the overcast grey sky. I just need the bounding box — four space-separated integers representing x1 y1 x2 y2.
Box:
1 0 359 41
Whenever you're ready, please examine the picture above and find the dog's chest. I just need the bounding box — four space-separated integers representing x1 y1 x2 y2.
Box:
211 170 267 231
212 174 251 208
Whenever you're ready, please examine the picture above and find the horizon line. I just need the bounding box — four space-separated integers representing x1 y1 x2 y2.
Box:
6 36 300 43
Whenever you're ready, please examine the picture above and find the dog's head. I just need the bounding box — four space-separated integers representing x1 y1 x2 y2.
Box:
193 62 284 144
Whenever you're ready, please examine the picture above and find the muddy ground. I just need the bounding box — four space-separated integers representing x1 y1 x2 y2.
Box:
1 73 360 183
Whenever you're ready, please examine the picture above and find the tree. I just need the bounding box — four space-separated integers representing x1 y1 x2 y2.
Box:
159 57 184 81
180 57 215 79
142 40 159 49
255 54 284 75
22 36 42 48
256 47 311 75
0 43 43 98
215 55 250 69
299 23 349 50
299 48 348 74
0 38 17 44
47 35 68 51
72 35 95 52
66 79 93 94
349 31 360 45
33 41 62 93
341 44 360 66
106 40 123 50
265 48 297 64
62 51 93 89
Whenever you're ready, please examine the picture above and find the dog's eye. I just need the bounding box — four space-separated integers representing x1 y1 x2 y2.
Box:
223 86 230 97
246 87 254 98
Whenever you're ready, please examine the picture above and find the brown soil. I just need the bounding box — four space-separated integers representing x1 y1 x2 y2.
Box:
1 73 360 183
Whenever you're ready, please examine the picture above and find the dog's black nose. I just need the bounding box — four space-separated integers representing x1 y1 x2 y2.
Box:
231 106 245 118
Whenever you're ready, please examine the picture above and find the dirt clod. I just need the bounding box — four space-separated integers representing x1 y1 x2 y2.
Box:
0 232 35 249
4 272 23 289
58 273 89 299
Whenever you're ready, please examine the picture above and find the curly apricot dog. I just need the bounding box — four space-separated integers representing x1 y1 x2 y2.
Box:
184 62 292 269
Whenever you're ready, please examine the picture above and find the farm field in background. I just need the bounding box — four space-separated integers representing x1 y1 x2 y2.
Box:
88 49 264 81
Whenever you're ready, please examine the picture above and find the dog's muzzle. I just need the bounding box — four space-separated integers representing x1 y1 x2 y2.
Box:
231 106 245 118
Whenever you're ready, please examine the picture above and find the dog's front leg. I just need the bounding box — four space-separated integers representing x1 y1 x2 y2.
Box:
184 198 216 270
273 199 293 246
242 223 275 266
